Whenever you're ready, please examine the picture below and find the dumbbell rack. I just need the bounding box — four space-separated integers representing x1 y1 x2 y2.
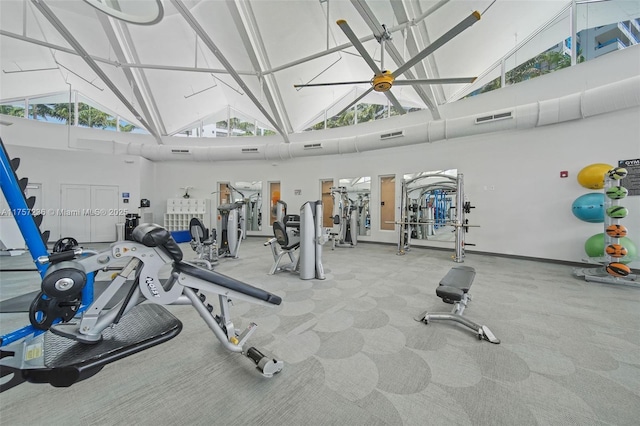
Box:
573 171 638 286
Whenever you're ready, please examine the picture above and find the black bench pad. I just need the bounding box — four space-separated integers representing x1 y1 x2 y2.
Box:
174 261 282 305
439 266 475 293
436 285 465 302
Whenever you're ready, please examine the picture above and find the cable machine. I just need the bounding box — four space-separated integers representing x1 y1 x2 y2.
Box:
329 186 357 248
398 173 475 263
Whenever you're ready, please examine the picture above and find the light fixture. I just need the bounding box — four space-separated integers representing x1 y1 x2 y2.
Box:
83 0 164 25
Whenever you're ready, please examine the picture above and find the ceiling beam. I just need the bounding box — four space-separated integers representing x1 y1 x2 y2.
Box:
226 0 292 137
171 0 287 139
95 13 167 138
408 0 447 105
349 0 440 118
390 0 445 110
29 0 160 141
263 1 445 77
0 30 259 76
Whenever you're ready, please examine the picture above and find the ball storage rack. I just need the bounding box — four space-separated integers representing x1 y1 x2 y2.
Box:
573 168 638 287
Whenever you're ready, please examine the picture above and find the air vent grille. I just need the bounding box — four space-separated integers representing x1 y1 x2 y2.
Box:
241 147 260 153
475 111 513 124
380 130 404 140
303 143 323 150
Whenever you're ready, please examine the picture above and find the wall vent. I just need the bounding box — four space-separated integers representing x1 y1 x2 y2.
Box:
303 143 323 150
380 130 404 140
475 111 513 124
171 149 191 154
241 147 260 153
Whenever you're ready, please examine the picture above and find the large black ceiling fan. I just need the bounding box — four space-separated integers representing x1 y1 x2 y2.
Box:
294 11 482 114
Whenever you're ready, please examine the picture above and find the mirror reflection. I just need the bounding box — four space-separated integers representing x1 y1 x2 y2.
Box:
336 177 371 237
402 170 458 242
231 181 263 232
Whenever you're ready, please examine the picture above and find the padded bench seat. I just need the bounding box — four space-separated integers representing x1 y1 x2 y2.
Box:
416 265 499 344
174 261 282 305
436 266 476 302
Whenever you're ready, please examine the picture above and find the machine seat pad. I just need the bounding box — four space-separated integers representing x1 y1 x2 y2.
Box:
174 261 282 305
132 223 183 262
439 266 475 292
284 214 301 229
436 285 464 302
274 222 300 251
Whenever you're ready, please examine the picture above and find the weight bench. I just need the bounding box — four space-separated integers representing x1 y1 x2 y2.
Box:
415 266 499 344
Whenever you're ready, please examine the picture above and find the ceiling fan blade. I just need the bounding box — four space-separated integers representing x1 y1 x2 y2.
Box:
393 77 477 85
294 80 372 88
383 91 406 115
332 87 374 119
392 11 481 79
336 20 382 75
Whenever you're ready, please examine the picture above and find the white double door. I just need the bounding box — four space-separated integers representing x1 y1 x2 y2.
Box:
60 184 119 243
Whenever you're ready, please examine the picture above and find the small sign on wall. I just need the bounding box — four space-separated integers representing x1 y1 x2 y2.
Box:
294 189 302 196
619 158 639 196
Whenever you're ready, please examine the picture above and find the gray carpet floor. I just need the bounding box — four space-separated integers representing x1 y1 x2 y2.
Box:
1 238 639 425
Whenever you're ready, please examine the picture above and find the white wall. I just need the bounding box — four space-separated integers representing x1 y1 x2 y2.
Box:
0 143 143 242
146 106 639 267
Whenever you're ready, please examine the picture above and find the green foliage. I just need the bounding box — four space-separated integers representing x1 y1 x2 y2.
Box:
468 47 584 98
0 105 25 117
1 100 137 132
309 102 406 130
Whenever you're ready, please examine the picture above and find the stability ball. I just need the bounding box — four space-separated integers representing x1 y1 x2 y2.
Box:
577 163 613 189
584 233 637 264
571 193 605 223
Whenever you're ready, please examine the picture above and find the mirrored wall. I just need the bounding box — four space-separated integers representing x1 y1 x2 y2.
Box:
335 177 371 237
217 181 263 234
232 181 262 232
402 170 458 242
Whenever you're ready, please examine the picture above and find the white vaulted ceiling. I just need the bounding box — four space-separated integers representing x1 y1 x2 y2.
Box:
0 0 636 142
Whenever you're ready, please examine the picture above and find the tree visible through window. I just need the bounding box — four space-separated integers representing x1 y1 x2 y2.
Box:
0 98 141 132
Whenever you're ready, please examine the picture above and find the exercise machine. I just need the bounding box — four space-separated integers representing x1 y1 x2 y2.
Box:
398 172 475 262
414 266 499 343
246 193 261 231
265 213 300 275
357 194 370 236
1 224 284 391
0 139 283 391
329 187 357 249
189 217 218 269
265 201 326 280
217 201 245 258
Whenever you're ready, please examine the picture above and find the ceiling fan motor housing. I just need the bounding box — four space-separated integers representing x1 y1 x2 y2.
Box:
372 71 394 92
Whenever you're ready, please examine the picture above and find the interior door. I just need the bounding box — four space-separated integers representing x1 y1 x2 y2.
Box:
321 179 334 227
60 184 91 242
380 175 396 231
60 184 119 243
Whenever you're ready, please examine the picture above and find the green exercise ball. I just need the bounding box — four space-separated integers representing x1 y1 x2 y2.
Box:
584 233 637 264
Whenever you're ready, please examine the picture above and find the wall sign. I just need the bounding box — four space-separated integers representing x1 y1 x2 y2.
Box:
619 158 640 196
